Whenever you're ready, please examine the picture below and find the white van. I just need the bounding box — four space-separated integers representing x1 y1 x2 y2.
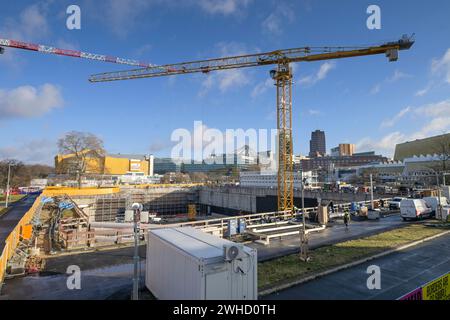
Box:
423 196 449 214
400 199 433 221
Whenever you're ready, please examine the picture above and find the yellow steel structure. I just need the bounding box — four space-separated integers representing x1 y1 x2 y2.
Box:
275 63 294 214
55 153 151 176
89 35 414 214
43 186 120 197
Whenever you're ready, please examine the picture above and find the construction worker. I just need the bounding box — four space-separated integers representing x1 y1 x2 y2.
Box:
343 211 350 230
329 201 334 213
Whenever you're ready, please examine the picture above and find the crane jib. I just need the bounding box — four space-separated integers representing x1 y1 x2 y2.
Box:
87 35 414 82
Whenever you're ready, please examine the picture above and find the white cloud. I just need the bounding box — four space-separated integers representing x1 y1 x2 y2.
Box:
387 70 411 82
95 0 153 38
380 106 411 128
0 3 50 40
416 117 450 138
412 49 450 97
262 3 295 36
197 0 253 15
356 132 406 157
410 99 450 139
94 0 253 37
0 3 50 67
0 139 56 165
370 69 412 95
308 109 322 116
431 48 450 84
149 140 173 153
299 62 336 86
415 84 432 97
370 84 381 95
360 99 450 157
0 84 64 120
251 78 273 98
200 69 250 96
415 99 450 118
199 42 253 96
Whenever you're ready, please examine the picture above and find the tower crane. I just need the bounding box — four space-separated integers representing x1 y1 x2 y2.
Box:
0 38 159 68
1 35 415 215
88 35 414 215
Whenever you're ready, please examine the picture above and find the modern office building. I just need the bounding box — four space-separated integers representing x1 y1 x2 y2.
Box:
309 130 326 157
177 145 274 173
239 170 318 189
300 152 387 171
331 144 355 157
153 158 182 174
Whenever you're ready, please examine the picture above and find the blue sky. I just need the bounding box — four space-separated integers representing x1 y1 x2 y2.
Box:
0 0 449 165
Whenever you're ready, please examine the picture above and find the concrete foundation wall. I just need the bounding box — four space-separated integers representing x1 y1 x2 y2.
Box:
199 186 382 214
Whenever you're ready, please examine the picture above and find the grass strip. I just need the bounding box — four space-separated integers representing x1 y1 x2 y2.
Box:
258 223 448 290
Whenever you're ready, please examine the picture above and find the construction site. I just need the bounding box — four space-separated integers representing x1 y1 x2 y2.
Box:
1 1 450 304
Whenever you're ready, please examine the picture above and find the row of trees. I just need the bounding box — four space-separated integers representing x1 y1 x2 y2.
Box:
0 132 104 190
0 160 54 189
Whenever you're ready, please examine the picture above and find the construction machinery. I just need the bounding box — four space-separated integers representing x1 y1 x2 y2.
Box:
88 35 415 214
0 35 415 214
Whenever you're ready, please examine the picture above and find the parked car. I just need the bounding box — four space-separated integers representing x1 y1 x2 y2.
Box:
423 196 449 215
400 199 433 221
388 197 405 210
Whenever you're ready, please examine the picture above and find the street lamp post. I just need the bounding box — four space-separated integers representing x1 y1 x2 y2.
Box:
300 177 309 262
415 166 443 221
131 202 143 300
370 174 374 210
4 163 11 209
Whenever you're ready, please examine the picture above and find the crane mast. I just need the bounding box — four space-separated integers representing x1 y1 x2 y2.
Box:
274 63 294 214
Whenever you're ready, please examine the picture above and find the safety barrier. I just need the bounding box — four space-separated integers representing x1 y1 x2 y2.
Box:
0 195 42 287
122 183 204 189
399 271 450 300
42 187 120 197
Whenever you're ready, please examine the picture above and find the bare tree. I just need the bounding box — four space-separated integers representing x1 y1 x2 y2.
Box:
57 131 105 188
434 133 450 172
0 159 24 189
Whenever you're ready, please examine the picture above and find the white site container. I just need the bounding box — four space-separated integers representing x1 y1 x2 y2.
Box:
140 211 150 224
146 227 258 300
124 210 134 222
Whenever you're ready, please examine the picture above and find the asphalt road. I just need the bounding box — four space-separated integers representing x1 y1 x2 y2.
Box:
263 233 450 300
0 213 420 300
0 194 39 253
252 213 411 261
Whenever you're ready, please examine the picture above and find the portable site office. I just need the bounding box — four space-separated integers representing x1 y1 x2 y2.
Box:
146 227 258 300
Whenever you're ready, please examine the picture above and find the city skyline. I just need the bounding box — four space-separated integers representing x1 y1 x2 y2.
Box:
0 1 449 165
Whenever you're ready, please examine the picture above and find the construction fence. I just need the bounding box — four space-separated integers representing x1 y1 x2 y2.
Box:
42 187 120 197
0 195 43 287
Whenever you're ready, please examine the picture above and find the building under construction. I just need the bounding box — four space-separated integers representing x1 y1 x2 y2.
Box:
70 186 199 222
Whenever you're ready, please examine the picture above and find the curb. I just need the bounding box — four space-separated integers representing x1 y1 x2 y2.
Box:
259 229 450 297
0 207 10 219
0 195 29 218
258 218 418 263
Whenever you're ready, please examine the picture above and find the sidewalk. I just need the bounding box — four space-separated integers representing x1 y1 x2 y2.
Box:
262 233 450 300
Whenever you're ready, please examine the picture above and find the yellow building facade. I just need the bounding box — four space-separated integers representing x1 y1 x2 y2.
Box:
55 152 154 176
394 133 450 161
